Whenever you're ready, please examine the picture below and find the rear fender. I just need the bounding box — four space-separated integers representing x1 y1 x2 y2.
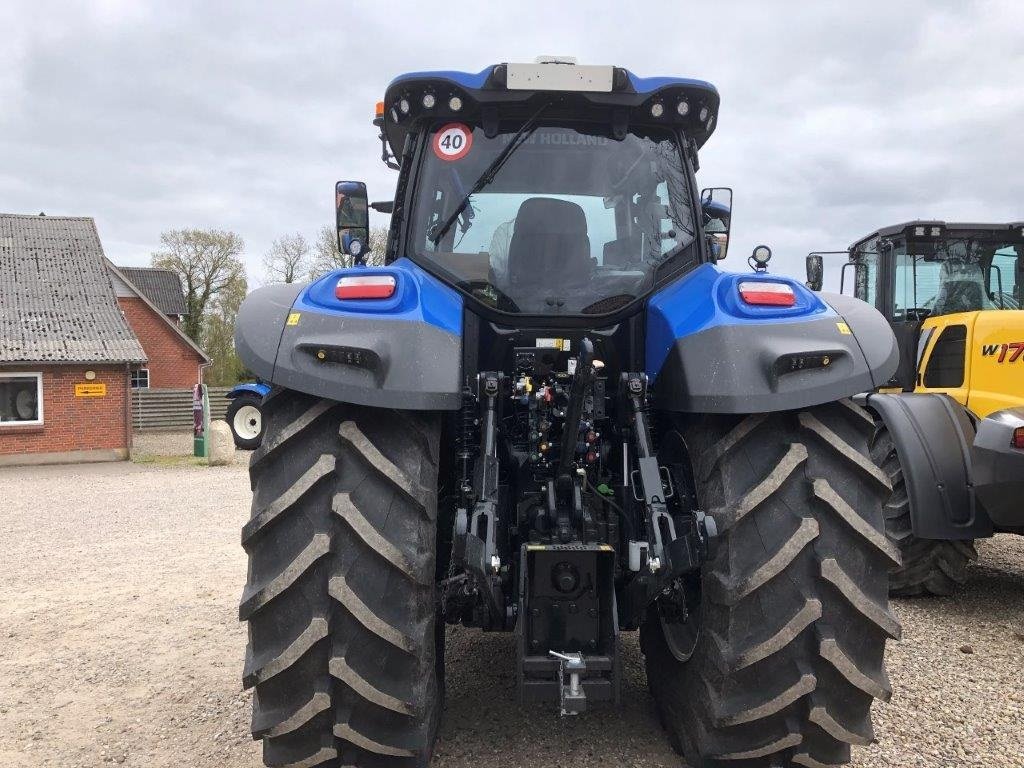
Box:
227 382 271 400
647 266 899 413
861 392 993 540
234 258 464 410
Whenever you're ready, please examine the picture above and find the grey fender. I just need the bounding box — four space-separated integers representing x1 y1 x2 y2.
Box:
653 294 898 414
972 407 1024 531
861 392 993 540
234 283 464 410
235 283 304 383
820 292 900 379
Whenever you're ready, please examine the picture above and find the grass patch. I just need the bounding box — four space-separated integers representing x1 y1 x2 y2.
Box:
131 453 208 467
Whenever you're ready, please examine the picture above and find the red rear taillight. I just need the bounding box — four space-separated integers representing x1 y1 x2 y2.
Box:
335 274 396 300
1013 426 1024 450
738 280 796 307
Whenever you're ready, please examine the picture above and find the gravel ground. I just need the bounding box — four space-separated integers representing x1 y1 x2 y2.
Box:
0 458 1021 768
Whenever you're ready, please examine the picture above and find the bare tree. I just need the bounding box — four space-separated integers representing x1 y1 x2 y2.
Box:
309 225 389 279
152 228 246 343
262 232 311 284
203 270 249 386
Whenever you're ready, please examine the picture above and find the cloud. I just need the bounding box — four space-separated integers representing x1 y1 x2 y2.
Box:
1 0 1022 290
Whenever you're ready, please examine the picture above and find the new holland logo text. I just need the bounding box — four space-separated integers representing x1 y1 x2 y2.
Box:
981 342 1024 363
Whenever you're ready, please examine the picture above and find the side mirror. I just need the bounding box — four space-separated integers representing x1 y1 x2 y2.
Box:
700 187 732 261
805 254 824 291
336 180 370 261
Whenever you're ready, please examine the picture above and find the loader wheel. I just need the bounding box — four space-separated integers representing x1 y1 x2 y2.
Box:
240 389 443 768
641 400 901 768
870 423 977 597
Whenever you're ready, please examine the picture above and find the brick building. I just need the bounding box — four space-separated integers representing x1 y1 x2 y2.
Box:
0 214 147 466
107 265 209 389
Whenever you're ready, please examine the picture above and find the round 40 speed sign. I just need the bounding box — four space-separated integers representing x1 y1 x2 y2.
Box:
433 123 473 161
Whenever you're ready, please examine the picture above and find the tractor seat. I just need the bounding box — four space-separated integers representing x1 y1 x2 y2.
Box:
507 197 594 288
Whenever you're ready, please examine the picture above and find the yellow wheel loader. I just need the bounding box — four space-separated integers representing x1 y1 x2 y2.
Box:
807 221 1024 595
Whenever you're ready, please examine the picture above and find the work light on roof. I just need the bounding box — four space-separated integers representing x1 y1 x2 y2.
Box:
422 93 436 109
650 102 664 118
398 98 411 115
699 106 709 122
676 99 690 116
449 96 463 112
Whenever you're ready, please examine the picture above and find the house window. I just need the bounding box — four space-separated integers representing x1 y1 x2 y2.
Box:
0 373 43 425
131 368 150 389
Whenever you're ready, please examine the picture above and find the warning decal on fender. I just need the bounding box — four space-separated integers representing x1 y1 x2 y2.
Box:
433 123 473 161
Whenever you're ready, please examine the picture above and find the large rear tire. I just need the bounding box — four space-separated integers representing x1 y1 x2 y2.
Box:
870 424 977 597
240 389 443 768
642 400 901 768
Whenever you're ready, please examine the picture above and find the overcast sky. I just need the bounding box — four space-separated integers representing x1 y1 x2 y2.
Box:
3 0 1022 288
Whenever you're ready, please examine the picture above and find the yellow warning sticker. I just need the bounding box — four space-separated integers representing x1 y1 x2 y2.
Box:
836 322 851 335
286 312 301 326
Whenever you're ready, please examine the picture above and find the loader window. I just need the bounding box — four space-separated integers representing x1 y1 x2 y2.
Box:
989 247 1020 309
852 251 880 307
411 123 697 315
922 324 967 389
894 255 943 320
892 240 1021 318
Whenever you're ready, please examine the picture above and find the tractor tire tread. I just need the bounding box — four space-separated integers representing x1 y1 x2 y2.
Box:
642 400 899 767
241 391 441 768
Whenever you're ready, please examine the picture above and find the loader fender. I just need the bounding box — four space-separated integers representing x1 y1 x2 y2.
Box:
861 392 993 540
647 265 899 413
972 407 1024 530
234 258 464 410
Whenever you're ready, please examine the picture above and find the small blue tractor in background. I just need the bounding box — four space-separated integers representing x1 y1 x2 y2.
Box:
234 59 911 768
225 380 270 449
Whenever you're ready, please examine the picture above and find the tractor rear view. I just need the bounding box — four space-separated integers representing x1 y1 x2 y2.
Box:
235 59 905 768
807 222 1024 596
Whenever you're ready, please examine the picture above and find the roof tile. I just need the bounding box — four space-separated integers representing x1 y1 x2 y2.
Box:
118 266 188 316
0 214 147 364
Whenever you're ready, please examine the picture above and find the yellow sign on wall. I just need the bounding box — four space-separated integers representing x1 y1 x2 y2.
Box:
75 383 107 397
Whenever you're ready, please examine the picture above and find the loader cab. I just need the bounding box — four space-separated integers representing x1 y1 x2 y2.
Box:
838 221 1024 391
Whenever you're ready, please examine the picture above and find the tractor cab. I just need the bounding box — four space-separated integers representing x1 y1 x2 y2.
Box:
345 58 730 318
807 221 1024 394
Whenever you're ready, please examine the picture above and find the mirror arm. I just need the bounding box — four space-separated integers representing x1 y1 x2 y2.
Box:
377 127 400 170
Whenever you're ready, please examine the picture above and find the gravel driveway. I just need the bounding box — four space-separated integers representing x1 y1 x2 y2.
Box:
0 459 1021 768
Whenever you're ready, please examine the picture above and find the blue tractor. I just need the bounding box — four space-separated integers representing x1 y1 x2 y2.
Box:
235 59 905 768
225 381 270 449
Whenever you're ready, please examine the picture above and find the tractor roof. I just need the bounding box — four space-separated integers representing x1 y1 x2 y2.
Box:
850 220 1024 251
380 60 720 157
